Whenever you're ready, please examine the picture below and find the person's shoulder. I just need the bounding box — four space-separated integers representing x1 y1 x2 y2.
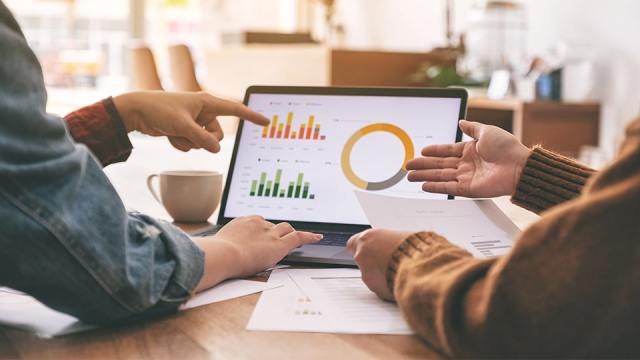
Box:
0 2 26 38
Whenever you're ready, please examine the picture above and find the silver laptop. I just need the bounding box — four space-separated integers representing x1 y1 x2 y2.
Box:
191 86 467 266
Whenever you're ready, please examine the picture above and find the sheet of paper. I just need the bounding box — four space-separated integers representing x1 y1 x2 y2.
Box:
247 268 413 335
355 191 520 258
0 279 277 338
181 279 280 310
0 289 94 338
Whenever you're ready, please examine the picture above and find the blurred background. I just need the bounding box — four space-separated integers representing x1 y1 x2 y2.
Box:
5 0 639 218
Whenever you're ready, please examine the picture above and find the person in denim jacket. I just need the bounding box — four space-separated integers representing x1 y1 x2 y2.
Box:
0 2 321 324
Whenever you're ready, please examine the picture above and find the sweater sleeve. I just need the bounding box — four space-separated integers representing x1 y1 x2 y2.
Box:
387 118 640 358
64 97 133 167
511 146 595 214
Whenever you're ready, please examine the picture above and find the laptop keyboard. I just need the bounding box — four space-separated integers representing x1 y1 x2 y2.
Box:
313 231 352 247
191 226 352 247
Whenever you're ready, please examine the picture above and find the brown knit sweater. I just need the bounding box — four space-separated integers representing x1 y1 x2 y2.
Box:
388 118 640 358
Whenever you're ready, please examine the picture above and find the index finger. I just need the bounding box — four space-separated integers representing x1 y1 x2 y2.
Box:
281 231 323 249
346 232 362 254
202 95 270 126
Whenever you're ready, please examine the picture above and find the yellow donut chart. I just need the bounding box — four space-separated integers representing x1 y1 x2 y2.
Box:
341 123 415 190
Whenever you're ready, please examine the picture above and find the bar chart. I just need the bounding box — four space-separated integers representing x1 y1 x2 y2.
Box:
261 112 326 141
250 169 316 199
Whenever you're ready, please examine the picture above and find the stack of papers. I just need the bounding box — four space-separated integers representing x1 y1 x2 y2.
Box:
247 268 413 335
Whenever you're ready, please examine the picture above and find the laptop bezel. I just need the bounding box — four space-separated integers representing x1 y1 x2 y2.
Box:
217 85 468 233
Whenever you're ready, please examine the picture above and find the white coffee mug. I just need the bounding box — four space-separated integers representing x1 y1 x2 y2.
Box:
147 170 223 223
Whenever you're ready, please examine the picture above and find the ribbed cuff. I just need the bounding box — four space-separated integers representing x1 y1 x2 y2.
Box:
386 231 461 294
102 96 133 161
512 146 595 214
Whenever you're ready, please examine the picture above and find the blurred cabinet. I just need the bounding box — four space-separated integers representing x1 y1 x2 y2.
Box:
204 46 452 98
467 98 600 157
329 49 454 87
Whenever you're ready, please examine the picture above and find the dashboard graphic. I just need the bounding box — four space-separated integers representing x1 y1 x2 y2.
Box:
341 123 415 190
262 112 327 141
250 169 315 200
223 93 462 225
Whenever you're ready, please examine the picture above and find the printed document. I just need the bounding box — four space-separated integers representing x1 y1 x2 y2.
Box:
355 191 520 258
247 268 413 335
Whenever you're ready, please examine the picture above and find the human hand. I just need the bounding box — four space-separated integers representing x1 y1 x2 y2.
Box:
113 91 269 153
406 120 531 198
346 229 413 301
194 216 322 291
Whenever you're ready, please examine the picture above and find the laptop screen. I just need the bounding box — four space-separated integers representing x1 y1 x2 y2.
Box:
223 92 462 226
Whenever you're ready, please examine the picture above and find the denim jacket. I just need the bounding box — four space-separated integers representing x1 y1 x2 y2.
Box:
0 2 204 324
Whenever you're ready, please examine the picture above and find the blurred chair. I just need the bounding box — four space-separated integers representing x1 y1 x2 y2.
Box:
129 45 164 90
169 44 240 134
168 44 202 92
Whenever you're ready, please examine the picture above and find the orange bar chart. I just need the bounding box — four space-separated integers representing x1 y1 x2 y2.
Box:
261 113 326 141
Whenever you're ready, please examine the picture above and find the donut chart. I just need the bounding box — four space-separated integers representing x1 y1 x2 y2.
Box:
341 123 415 190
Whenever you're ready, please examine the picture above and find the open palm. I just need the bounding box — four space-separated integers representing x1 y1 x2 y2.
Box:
406 120 531 198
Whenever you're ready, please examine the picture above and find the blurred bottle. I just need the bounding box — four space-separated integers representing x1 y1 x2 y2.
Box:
459 1 528 83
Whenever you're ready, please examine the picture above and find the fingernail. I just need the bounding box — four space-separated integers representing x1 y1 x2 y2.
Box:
316 234 323 239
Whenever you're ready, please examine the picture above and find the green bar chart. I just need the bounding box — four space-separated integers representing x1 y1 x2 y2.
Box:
249 169 315 200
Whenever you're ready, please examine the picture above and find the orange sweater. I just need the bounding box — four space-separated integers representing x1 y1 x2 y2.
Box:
388 118 640 358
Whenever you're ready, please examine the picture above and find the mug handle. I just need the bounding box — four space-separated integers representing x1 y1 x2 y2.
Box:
146 174 162 204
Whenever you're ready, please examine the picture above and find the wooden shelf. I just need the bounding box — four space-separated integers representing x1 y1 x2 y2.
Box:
467 98 601 157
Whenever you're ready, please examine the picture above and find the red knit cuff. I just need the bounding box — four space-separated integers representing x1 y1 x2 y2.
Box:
64 97 133 166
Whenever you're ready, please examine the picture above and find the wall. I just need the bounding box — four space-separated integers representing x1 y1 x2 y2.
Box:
67 0 634 155
339 0 640 155
522 0 640 153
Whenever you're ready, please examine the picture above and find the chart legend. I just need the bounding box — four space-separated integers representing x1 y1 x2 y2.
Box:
250 169 316 199
261 112 326 141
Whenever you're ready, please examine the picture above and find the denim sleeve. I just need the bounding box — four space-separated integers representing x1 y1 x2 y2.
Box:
0 4 204 324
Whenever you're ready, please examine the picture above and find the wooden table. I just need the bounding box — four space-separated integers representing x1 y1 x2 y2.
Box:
0 221 445 360
0 292 443 359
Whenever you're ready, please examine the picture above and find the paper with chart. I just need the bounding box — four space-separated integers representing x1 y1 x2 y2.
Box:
246 268 413 335
0 279 278 338
355 191 520 258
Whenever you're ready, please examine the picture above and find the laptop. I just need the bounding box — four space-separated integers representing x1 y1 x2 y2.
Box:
191 86 467 266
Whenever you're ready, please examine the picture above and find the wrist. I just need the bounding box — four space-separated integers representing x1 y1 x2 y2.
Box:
216 239 246 278
511 144 531 194
112 93 143 132
193 237 242 292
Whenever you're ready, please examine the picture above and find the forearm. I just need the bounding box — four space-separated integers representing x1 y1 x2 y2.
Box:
511 146 595 214
1 165 204 324
193 238 242 292
388 232 482 356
